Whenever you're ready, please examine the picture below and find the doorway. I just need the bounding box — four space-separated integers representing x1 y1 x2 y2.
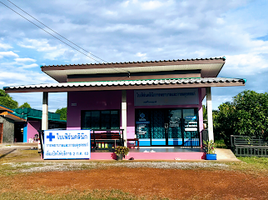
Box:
135 108 199 147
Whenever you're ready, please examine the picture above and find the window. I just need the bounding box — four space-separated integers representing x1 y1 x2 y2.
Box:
81 110 120 130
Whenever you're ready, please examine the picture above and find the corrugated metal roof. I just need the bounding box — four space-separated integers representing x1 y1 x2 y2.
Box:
41 56 226 68
14 108 66 122
4 77 245 91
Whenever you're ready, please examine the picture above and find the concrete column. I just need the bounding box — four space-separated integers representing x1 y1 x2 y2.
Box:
206 87 214 142
121 90 127 146
42 92 48 130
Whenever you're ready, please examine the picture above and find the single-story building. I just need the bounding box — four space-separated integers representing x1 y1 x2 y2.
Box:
4 57 245 150
13 108 66 143
0 105 26 143
0 105 66 143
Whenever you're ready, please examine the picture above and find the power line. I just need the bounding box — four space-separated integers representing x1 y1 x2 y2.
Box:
0 0 106 63
7 0 107 63
1 0 130 75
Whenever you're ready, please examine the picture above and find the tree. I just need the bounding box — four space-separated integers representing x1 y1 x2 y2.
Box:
0 89 18 109
55 107 67 120
214 90 268 146
19 102 31 108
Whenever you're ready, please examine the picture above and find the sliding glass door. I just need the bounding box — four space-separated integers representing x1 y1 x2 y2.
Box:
135 108 199 146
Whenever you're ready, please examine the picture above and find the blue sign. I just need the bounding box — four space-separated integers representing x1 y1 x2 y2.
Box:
185 116 197 120
43 130 91 160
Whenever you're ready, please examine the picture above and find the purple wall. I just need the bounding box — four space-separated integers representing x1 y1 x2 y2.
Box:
67 91 121 130
67 89 204 141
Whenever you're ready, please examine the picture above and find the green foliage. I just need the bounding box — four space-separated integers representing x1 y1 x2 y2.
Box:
19 102 31 108
214 90 268 146
203 140 216 154
0 89 18 109
214 139 227 148
114 146 129 156
202 105 207 121
55 107 67 120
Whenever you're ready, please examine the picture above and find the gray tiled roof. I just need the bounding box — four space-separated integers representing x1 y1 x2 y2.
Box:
5 77 245 91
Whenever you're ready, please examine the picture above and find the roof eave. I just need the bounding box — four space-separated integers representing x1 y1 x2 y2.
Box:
4 78 245 93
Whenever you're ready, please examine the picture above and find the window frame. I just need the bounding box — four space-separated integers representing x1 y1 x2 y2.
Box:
81 110 120 130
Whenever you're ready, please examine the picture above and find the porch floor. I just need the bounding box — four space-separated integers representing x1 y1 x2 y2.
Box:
129 147 203 153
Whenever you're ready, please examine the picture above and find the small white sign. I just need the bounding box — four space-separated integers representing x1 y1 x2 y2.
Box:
185 128 198 132
43 130 91 159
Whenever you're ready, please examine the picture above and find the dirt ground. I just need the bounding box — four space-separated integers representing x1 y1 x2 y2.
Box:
1 166 268 199
0 147 268 199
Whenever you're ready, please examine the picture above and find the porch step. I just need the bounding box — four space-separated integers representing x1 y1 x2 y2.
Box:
90 151 205 160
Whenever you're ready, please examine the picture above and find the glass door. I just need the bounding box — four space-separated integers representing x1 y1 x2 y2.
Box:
183 109 199 146
151 110 166 145
135 109 151 146
167 109 183 145
149 109 184 146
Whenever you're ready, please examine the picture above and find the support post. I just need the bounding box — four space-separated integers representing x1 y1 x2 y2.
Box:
206 87 214 142
121 90 127 147
42 92 48 130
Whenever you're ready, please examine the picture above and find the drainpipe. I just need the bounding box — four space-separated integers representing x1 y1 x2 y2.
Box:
206 87 214 142
42 92 48 130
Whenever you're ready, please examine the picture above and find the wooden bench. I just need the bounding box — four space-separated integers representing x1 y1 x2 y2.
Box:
127 138 140 149
91 129 124 151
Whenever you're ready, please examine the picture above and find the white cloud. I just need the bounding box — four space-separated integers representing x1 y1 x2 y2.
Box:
18 39 57 52
141 1 163 10
224 51 268 76
0 42 12 50
136 52 147 60
0 71 50 84
0 51 19 59
15 58 36 62
21 63 39 69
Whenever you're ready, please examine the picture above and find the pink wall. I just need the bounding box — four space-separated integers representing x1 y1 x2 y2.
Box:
27 120 40 142
67 89 204 141
127 90 135 139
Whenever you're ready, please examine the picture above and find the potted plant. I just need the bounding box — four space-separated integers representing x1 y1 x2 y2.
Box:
203 140 217 160
114 146 129 160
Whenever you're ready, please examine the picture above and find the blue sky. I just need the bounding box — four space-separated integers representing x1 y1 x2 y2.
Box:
0 0 268 111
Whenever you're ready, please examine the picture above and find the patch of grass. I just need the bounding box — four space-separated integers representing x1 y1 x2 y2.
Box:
214 139 227 148
238 157 268 170
226 157 268 174
0 162 45 176
0 189 149 200
0 149 40 163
